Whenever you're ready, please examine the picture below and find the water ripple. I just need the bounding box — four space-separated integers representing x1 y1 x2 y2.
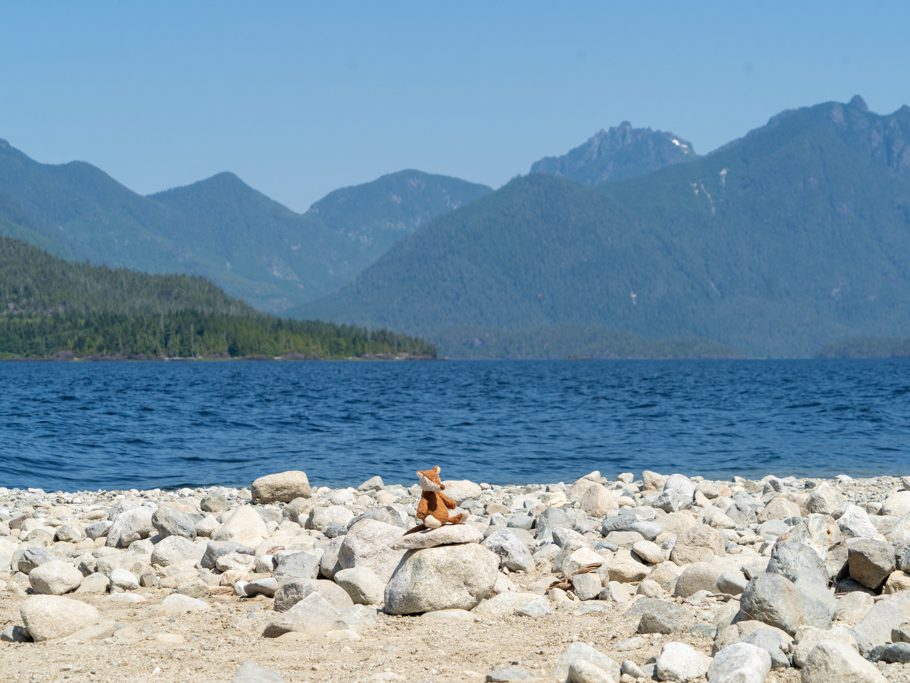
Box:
0 359 909 490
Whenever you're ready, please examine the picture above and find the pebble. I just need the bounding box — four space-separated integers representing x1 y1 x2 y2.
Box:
4 470 910 682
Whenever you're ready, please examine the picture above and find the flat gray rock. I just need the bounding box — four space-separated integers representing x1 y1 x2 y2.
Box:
262 592 347 638
394 524 482 549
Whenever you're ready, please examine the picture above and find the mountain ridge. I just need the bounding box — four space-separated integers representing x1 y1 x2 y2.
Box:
301 96 910 358
0 142 490 312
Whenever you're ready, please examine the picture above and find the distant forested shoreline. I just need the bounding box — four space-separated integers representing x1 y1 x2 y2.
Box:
0 236 436 360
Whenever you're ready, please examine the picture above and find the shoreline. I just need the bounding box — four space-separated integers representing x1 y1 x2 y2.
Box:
3 471 910 682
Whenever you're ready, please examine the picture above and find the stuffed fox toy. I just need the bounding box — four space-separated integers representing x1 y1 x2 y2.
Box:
413 465 465 530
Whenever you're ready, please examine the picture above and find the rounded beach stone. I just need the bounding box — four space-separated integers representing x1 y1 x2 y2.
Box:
337 518 405 584
801 640 887 683
151 535 205 567
670 524 725 564
708 642 771 683
20 595 103 641
251 471 311 504
334 567 386 605
654 641 711 682
740 573 833 636
106 506 155 548
29 560 83 595
152 504 198 539
384 543 499 615
211 506 268 547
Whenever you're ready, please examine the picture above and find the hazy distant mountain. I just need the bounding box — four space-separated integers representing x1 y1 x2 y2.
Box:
0 140 489 311
302 96 910 358
529 121 697 185
310 170 492 253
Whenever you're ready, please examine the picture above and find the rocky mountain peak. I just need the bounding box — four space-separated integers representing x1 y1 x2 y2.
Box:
530 122 697 186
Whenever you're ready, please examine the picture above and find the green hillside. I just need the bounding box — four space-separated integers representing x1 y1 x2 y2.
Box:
0 137 488 312
301 97 910 358
0 237 435 360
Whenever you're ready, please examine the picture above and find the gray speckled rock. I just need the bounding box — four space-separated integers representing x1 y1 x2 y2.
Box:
151 535 205 567
201 540 252 569
483 528 534 572
670 524 725 564
384 543 498 615
631 598 693 635
274 550 322 581
708 642 771 683
338 518 405 584
851 590 910 655
152 505 198 539
801 640 887 683
107 506 155 548
333 567 386 606
848 539 895 590
740 573 833 635
262 592 347 638
17 546 55 574
673 562 721 598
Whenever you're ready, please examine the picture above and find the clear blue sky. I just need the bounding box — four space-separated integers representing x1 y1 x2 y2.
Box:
2 2 908 210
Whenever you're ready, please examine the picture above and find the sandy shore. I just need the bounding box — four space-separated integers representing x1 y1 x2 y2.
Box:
2 471 910 682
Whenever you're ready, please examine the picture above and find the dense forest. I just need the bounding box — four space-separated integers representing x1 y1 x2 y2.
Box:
0 236 435 360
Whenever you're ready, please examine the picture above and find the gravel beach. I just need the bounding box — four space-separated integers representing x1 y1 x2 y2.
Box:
3 470 910 682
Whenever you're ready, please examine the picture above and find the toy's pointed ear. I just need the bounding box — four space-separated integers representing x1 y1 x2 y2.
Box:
433 465 440 473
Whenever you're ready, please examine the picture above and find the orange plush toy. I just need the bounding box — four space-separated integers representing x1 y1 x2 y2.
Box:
412 465 465 531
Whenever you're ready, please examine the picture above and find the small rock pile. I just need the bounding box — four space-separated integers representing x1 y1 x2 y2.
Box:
2 468 910 681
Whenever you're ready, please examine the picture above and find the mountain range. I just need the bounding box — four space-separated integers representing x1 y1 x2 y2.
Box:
303 96 910 358
4 95 910 358
0 138 490 312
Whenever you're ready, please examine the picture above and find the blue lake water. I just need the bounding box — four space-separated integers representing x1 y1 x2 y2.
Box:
0 359 908 491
